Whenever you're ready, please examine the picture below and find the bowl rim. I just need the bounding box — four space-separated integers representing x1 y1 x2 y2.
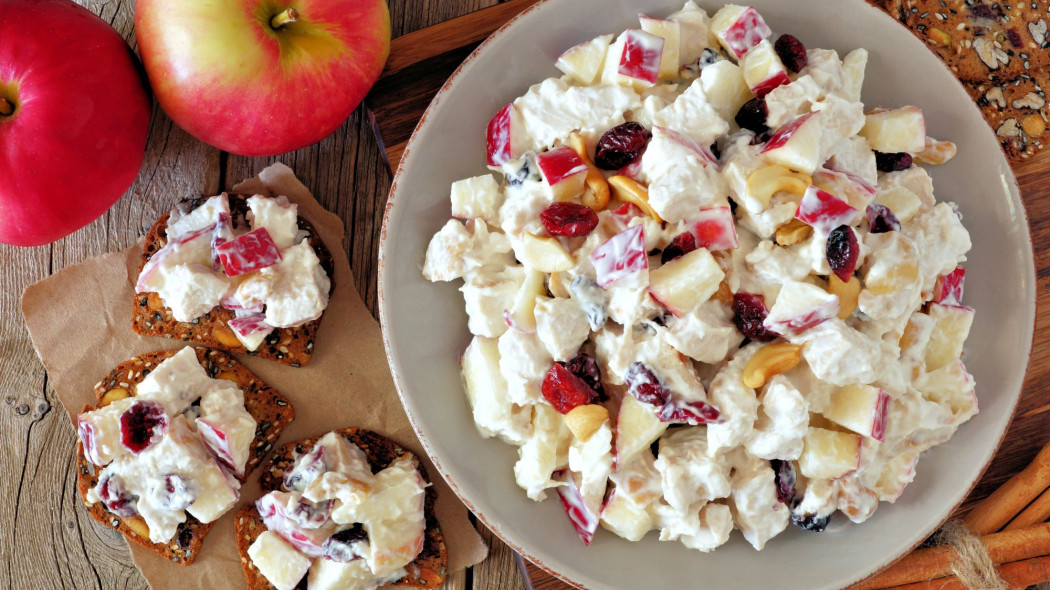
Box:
377 1 1037 587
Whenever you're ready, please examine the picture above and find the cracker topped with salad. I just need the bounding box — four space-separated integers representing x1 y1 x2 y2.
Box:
133 193 334 367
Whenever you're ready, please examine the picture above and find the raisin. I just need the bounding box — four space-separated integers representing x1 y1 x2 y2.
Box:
770 459 796 504
826 225 859 282
564 354 605 400
874 151 913 172
791 500 831 532
732 292 779 342
735 98 769 135
866 203 901 233
774 34 808 73
594 122 652 170
540 202 599 237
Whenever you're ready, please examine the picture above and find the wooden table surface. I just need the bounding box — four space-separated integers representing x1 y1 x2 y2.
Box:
2 1 1050 590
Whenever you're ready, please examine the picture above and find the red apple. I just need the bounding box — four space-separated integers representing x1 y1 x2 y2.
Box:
135 0 390 156
0 0 150 247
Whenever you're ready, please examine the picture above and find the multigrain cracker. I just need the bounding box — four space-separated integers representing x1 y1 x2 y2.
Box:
133 194 335 367
235 428 447 590
75 348 295 565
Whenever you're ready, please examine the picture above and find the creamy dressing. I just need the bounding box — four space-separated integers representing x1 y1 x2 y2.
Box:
423 1 975 552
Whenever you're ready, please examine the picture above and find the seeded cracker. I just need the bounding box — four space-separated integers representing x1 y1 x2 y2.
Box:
234 428 448 590
75 347 295 565
132 194 335 366
885 0 1050 159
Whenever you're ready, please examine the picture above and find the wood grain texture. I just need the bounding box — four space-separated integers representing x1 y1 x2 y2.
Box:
0 1 486 589
6 1 1050 590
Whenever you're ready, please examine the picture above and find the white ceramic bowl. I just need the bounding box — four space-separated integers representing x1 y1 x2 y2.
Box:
380 1 1036 587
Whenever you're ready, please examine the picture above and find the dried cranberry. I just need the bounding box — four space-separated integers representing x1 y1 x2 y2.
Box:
658 400 721 425
97 473 138 518
660 232 698 264
119 400 168 454
770 459 796 504
734 98 769 135
866 203 901 233
542 364 599 414
540 202 599 237
284 445 326 492
564 354 605 400
791 500 831 532
158 474 199 511
826 225 859 282
323 523 369 562
1007 28 1024 48
290 498 334 529
594 122 652 170
774 34 808 73
624 362 670 407
874 151 913 172
732 292 779 342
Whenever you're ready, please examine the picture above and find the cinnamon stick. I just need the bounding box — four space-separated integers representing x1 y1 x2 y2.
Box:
877 554 1050 590
1004 484 1050 531
849 522 1050 590
963 441 1050 535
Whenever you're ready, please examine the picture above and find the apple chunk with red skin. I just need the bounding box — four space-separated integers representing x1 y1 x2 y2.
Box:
486 103 529 166
822 384 891 441
197 414 256 478
536 146 589 201
741 39 790 98
689 206 738 251
933 267 965 305
554 469 602 545
615 29 665 87
710 4 772 59
591 224 648 288
649 247 725 317
0 0 150 246
135 0 391 157
759 112 823 174
795 185 859 235
763 280 840 337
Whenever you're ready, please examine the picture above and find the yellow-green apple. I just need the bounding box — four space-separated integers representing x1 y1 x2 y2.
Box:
0 0 150 246
135 0 390 156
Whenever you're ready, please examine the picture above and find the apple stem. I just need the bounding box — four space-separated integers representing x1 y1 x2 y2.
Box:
270 8 299 29
0 98 12 117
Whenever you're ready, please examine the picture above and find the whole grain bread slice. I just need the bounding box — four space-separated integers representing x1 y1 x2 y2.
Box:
235 428 448 590
132 194 335 367
75 347 296 565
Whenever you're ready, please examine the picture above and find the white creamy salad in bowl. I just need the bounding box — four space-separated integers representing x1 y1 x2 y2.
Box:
421 1 977 553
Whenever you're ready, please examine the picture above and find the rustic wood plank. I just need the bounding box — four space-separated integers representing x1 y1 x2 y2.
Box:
365 0 541 171
474 523 529 590
1 0 219 587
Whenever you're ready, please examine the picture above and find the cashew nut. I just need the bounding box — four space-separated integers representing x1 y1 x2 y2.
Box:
774 218 813 246
827 274 861 319
569 132 611 211
123 516 150 539
914 136 957 165
564 404 609 442
746 165 812 209
607 175 663 222
741 342 802 389
99 388 130 408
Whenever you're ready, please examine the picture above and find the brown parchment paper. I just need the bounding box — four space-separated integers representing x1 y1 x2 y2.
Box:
21 163 487 589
